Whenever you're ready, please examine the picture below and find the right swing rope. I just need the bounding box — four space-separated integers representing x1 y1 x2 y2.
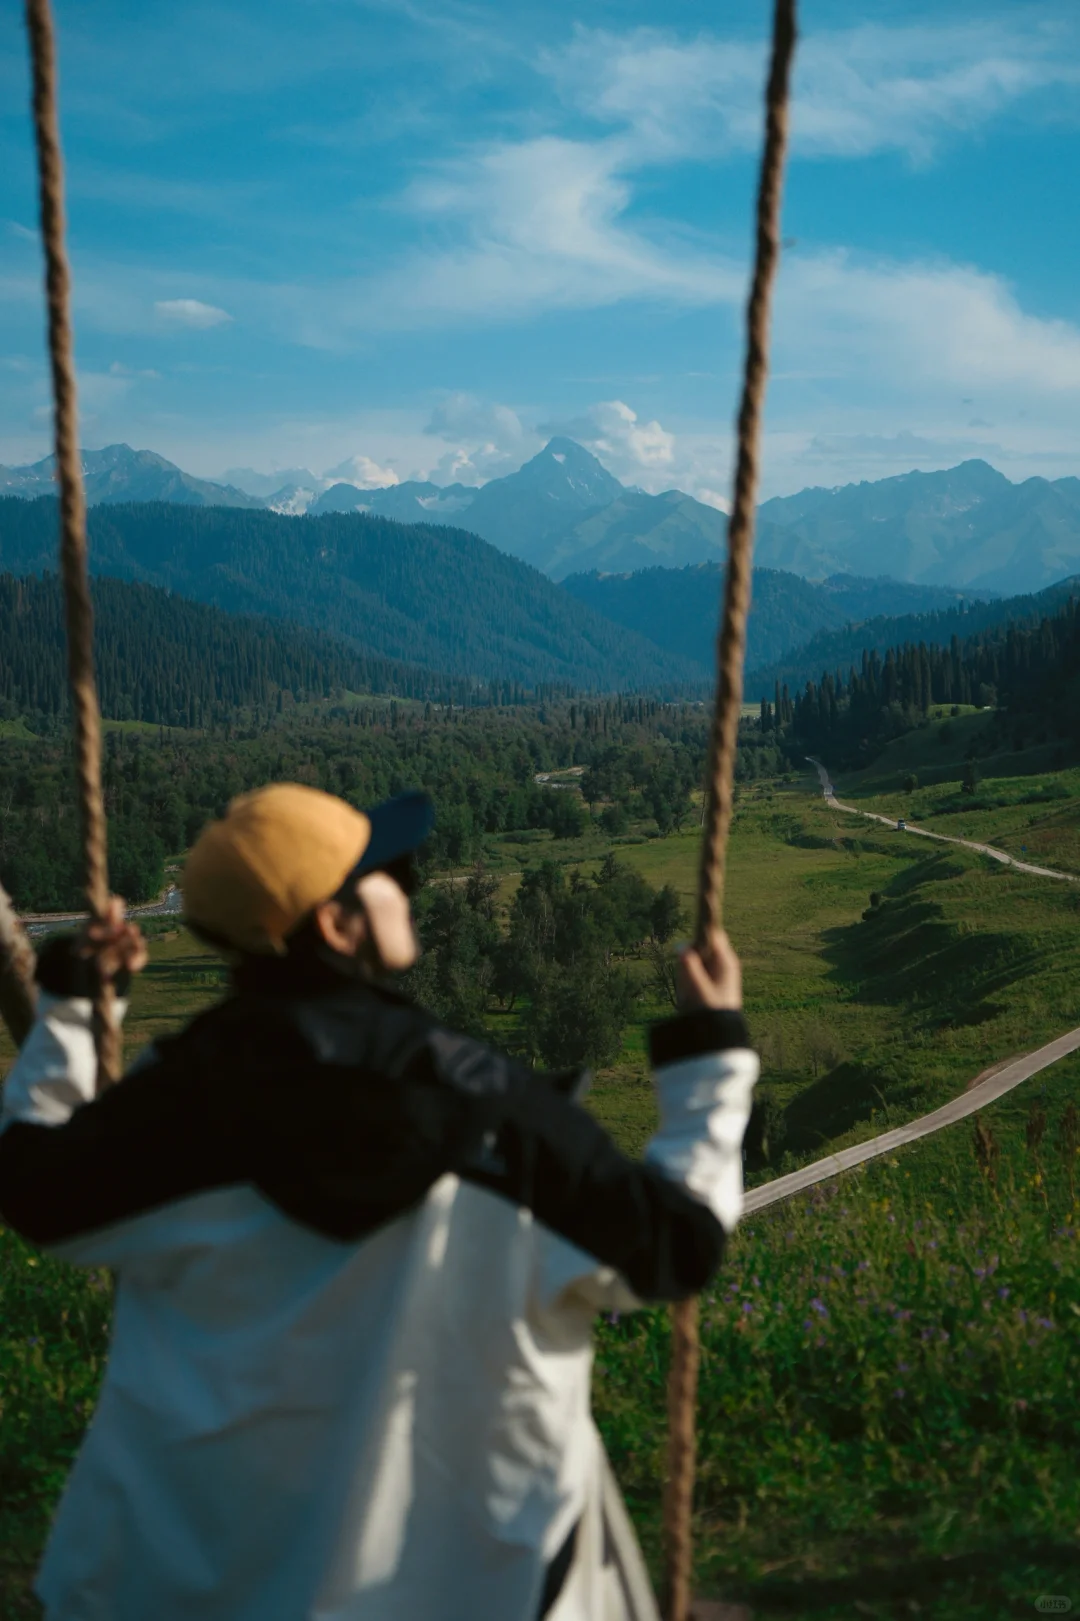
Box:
662 4 798 1619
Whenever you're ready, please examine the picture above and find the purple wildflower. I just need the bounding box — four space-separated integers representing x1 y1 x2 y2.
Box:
810 1297 828 1317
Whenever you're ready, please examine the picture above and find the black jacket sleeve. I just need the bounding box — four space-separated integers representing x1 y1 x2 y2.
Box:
0 985 735 1301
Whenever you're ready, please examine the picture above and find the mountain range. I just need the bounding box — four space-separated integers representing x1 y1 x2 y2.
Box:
756 459 1080 595
0 498 704 694
0 444 262 510
5 440 1080 597
304 438 728 578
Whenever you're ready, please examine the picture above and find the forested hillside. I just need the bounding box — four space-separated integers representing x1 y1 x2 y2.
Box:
0 696 723 913
563 565 974 674
745 575 1080 699
0 573 451 729
772 594 1080 767
0 498 702 693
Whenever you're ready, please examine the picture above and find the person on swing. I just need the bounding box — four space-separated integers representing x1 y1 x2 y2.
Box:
0 782 757 1621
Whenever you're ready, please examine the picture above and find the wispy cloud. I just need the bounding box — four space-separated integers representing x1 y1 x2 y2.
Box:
551 16 1080 164
385 135 736 325
776 251 1080 397
154 298 233 329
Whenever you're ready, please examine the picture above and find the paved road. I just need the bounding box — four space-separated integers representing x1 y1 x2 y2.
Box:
741 760 1080 1213
807 757 1078 885
21 886 183 939
745 1024 1080 1213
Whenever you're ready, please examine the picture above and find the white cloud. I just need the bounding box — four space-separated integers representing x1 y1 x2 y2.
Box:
775 251 1080 397
420 391 527 484
590 400 675 470
322 453 400 489
154 298 233 328
379 134 737 327
424 392 524 449
551 17 1080 164
537 399 730 502
541 399 676 479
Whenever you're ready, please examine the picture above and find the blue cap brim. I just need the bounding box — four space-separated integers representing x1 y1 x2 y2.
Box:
351 789 435 880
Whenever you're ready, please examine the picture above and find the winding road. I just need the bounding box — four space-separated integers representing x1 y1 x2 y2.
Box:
740 761 1080 1213
807 756 1078 884
746 1025 1080 1213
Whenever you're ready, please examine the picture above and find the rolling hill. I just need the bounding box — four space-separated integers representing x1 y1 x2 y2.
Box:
745 575 1080 700
562 566 977 675
0 498 704 694
0 572 438 727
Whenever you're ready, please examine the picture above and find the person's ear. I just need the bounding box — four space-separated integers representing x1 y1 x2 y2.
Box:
312 898 368 957
355 872 418 971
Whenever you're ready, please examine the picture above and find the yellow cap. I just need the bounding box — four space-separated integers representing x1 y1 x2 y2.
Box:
183 783 371 955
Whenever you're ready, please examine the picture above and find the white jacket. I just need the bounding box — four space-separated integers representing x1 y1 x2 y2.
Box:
0 987 757 1621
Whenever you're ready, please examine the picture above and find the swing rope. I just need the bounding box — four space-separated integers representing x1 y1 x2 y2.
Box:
663 4 797 1617
0 881 37 1050
25 0 119 1092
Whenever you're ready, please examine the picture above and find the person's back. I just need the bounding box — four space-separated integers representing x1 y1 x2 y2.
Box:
0 785 757 1620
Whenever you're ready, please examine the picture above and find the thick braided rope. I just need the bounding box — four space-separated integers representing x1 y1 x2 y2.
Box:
662 4 797 1618
25 0 119 1089
0 878 37 1049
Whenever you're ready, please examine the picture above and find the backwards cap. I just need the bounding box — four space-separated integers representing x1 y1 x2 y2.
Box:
183 782 433 955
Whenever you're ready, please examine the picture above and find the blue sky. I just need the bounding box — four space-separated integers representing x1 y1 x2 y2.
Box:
2 0 1079 500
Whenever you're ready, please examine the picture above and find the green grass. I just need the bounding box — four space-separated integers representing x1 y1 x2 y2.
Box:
4 774 1080 1617
596 1063 1080 1618
828 719 1080 875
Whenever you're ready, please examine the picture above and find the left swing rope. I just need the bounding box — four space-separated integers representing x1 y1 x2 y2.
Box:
25 0 120 1091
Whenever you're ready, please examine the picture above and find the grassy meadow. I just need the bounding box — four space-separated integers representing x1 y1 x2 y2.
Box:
2 762 1080 1618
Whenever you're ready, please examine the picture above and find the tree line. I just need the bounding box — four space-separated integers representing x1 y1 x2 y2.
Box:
0 699 716 913
761 596 1080 765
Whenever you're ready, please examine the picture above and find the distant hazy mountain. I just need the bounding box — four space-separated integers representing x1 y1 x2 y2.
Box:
309 480 475 522
744 575 1080 700
757 460 1080 594
562 566 976 675
0 444 262 508
0 497 704 694
543 488 727 580
460 438 625 568
222 465 324 499
9 441 1080 596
